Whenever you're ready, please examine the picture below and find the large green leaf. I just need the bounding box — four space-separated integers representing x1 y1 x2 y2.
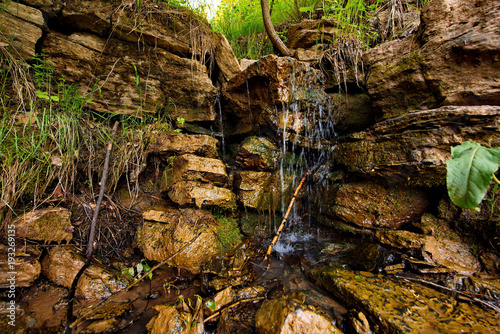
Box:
446 141 500 209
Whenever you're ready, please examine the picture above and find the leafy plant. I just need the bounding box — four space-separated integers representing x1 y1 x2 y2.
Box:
123 259 153 280
446 141 500 209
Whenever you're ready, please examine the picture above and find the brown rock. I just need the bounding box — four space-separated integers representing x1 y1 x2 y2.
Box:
286 19 338 49
42 31 216 119
12 207 73 243
41 246 131 300
311 266 500 334
213 32 242 81
168 154 228 187
148 132 219 158
147 304 203 334
0 301 36 333
223 54 332 145
334 106 500 185
326 181 430 229
0 2 44 59
376 230 479 275
236 170 297 212
0 244 41 288
138 208 223 274
168 181 236 209
255 293 341 334
364 0 500 119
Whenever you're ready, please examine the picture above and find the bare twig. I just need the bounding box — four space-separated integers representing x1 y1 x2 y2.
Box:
87 121 119 258
204 297 264 323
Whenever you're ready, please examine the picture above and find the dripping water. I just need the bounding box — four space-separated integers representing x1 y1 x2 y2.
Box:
273 60 336 257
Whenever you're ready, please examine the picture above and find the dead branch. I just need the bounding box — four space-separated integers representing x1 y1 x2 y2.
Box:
263 168 312 264
204 297 264 323
87 121 119 258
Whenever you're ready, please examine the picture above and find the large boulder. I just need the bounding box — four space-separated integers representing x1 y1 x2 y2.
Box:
138 208 237 274
364 0 500 120
42 31 216 119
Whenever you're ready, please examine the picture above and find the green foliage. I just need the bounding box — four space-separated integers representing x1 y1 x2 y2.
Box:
446 141 500 209
123 259 153 280
212 0 318 58
322 0 380 43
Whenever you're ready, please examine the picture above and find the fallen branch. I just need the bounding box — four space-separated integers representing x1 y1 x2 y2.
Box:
263 168 311 264
263 156 328 265
87 120 119 258
204 297 264 323
64 121 119 334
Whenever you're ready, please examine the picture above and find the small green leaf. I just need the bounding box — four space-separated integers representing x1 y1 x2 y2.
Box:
446 141 500 209
206 300 216 310
299 6 314 12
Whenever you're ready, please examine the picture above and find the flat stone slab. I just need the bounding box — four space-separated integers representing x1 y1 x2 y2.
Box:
311 266 500 333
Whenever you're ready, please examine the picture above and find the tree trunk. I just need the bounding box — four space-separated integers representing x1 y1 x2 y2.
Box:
261 0 292 57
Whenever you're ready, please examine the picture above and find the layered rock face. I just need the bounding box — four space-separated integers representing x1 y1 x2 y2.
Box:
2 0 240 120
223 54 335 150
365 0 500 120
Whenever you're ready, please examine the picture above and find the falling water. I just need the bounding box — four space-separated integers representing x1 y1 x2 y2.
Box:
214 92 226 159
273 59 336 257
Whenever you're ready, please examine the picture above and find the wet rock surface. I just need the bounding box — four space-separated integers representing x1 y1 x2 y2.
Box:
0 244 41 288
323 181 430 229
236 136 281 171
254 292 342 334
41 246 131 300
311 266 500 333
138 207 238 274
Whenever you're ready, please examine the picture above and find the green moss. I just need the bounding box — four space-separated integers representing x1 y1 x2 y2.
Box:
214 214 243 252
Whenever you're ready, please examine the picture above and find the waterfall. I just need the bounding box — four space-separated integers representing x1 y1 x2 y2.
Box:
273 58 336 256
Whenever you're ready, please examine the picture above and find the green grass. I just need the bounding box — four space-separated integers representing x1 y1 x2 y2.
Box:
0 46 178 225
